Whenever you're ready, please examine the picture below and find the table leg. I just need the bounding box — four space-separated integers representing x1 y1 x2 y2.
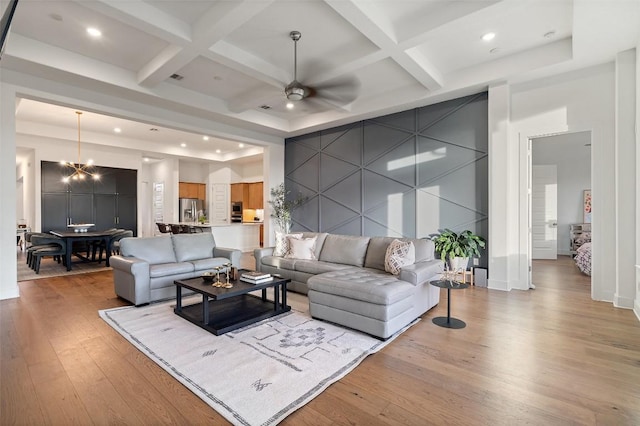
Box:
65 238 73 271
281 282 287 311
202 294 210 325
274 284 280 311
446 287 451 324
261 288 267 301
175 285 182 313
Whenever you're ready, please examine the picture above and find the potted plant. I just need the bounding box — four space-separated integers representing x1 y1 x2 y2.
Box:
268 183 306 233
429 229 486 271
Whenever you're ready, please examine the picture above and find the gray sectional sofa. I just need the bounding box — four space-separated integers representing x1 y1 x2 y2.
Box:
111 233 241 306
254 233 443 339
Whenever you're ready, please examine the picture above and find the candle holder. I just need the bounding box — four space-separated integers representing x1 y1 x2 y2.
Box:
213 266 224 287
222 263 233 288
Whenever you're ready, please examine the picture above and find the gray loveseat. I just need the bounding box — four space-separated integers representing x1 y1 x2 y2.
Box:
111 233 241 306
254 233 443 339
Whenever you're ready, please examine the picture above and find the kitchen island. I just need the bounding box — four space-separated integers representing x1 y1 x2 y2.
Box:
165 222 262 252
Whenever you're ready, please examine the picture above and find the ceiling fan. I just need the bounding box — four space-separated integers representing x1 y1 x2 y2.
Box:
283 31 359 109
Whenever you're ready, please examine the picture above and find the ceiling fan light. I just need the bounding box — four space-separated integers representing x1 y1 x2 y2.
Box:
285 85 305 101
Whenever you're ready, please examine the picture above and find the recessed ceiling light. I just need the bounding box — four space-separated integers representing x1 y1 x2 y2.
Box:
489 47 500 54
482 32 495 42
143 157 150 162
114 127 121 133
239 143 245 148
180 143 187 148
86 27 102 37
149 128 158 131
203 136 209 141
286 102 294 109
544 30 556 38
215 149 221 153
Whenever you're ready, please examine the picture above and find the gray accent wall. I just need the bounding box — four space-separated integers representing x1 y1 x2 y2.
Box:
285 92 488 255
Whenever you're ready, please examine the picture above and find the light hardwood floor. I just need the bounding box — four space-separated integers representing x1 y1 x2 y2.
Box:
2 255 639 425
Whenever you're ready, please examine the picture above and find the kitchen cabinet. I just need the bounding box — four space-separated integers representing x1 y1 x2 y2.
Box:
179 182 206 200
230 182 263 209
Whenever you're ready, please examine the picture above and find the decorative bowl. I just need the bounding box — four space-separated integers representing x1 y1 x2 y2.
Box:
202 272 215 282
67 223 95 233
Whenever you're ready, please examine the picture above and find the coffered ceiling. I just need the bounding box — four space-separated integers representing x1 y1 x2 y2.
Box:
3 0 639 160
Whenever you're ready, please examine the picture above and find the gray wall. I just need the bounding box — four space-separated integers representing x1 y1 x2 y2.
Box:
285 92 488 260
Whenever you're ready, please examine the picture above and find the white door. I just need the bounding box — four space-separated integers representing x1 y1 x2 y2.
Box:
532 165 558 259
210 183 229 225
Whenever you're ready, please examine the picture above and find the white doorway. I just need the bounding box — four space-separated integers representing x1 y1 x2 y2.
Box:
528 131 592 288
531 165 558 259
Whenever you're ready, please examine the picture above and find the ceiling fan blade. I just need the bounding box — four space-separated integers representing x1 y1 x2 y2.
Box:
311 75 360 105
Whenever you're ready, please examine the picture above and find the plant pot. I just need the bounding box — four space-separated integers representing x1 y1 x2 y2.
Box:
448 256 469 272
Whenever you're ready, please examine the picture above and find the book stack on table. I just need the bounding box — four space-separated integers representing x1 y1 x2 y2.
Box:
240 271 273 284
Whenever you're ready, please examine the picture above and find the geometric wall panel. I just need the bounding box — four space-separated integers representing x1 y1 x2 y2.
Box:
319 153 359 191
416 136 485 186
367 137 416 186
418 95 473 133
286 91 488 261
287 153 319 191
323 171 361 212
286 142 318 173
320 196 359 232
363 122 412 165
322 124 362 164
372 109 416 132
421 93 489 153
363 170 412 212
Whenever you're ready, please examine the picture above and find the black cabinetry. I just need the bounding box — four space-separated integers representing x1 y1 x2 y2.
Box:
41 161 137 234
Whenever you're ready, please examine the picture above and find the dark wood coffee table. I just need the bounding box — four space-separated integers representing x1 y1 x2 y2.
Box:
174 273 291 336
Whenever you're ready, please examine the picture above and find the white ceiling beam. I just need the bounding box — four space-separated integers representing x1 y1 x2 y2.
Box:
137 0 275 88
324 0 443 91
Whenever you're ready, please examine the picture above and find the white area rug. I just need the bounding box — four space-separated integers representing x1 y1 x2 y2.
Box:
100 298 415 425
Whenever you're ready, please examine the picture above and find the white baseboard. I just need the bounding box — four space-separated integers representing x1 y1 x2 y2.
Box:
634 299 640 323
613 294 635 309
488 278 509 291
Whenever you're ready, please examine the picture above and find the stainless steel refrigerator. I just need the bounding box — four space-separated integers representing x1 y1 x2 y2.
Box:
179 198 205 222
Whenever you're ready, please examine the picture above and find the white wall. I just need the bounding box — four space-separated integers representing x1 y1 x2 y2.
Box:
178 160 210 183
635 42 640 321
532 132 591 255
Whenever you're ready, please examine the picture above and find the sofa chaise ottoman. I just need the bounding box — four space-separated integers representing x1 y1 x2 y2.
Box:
254 233 443 338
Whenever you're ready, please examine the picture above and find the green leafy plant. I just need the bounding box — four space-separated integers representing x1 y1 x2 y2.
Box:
429 229 486 262
268 183 306 233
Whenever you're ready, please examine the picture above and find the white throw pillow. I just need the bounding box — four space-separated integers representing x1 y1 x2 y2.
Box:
285 236 318 260
384 239 415 275
273 232 303 257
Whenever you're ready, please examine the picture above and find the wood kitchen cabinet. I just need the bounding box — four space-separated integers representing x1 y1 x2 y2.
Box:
230 182 263 209
179 182 206 200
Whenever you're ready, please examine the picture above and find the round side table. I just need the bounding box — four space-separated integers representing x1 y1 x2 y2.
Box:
429 280 469 329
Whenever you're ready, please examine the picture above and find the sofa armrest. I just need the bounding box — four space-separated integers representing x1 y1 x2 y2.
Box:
253 247 275 271
213 247 242 266
399 259 444 286
110 255 150 281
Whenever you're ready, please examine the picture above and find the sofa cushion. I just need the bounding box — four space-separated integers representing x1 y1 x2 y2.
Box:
261 256 297 270
308 268 414 305
384 239 415 275
365 237 433 270
318 235 371 267
149 261 194 278
191 257 234 272
285 236 317 260
273 232 303 257
294 260 353 275
172 233 216 262
121 236 176 264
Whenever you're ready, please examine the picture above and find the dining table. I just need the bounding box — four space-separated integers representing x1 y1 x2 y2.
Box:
49 229 118 271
